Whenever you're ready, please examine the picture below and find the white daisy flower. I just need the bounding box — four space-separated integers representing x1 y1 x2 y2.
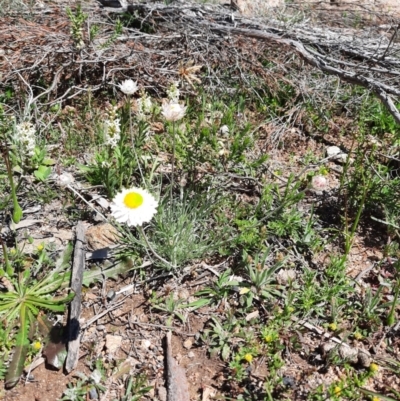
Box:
119 79 138 95
110 187 158 227
161 102 187 122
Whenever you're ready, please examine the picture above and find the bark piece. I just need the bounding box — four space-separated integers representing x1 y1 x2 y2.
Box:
65 221 86 373
165 331 190 401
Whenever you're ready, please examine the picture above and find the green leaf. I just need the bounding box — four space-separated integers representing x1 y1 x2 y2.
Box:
12 201 23 224
82 260 132 287
33 166 52 181
221 343 230 361
42 158 56 166
359 388 398 401
5 306 32 389
186 298 210 310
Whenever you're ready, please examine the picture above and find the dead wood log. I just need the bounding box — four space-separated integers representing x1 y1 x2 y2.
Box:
164 331 190 401
65 221 86 373
107 2 400 125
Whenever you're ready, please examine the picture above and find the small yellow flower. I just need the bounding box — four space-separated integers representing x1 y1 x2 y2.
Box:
264 335 273 343
333 386 341 396
369 363 379 373
353 332 363 340
371 397 380 401
9 248 16 255
37 244 44 252
328 322 337 331
32 341 42 351
243 353 253 363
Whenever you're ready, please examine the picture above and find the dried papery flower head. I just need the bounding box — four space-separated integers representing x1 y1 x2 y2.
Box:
219 125 230 135
311 175 328 191
119 79 138 95
178 60 202 89
166 82 180 103
14 121 36 156
104 105 121 148
161 102 187 122
56 172 75 187
110 187 158 227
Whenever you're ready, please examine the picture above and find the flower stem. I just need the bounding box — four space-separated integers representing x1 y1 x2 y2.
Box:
0 236 13 276
3 146 22 223
138 226 175 270
170 121 176 205
66 184 107 221
127 95 145 185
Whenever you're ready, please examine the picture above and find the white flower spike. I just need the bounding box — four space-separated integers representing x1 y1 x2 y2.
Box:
119 79 138 95
110 187 158 227
15 121 36 156
161 102 187 122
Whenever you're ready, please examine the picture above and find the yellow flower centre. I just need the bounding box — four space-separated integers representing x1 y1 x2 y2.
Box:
123 192 144 209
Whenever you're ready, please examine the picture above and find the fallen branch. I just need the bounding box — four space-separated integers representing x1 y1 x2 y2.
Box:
65 221 86 373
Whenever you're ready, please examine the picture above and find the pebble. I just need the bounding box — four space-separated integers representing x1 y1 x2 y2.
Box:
282 376 296 388
88 388 99 399
339 344 358 363
187 351 195 358
357 350 372 367
105 334 122 354
183 339 193 349
96 325 106 331
106 289 116 301
326 146 348 163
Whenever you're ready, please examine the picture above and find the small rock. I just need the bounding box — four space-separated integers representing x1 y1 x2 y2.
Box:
88 388 99 400
142 339 152 349
187 351 195 358
357 349 372 367
326 146 342 157
105 334 122 354
339 345 358 363
321 341 336 355
157 355 164 362
282 376 296 388
86 223 119 250
96 325 106 332
183 339 193 350
326 146 348 164
106 290 116 301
